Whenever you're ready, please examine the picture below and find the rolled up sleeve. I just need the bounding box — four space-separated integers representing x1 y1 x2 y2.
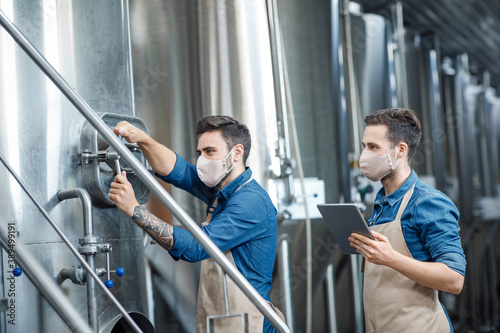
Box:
169 191 268 262
155 153 211 204
412 193 466 276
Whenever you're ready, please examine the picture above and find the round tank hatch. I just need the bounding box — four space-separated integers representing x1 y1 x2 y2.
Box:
80 113 152 206
107 312 155 333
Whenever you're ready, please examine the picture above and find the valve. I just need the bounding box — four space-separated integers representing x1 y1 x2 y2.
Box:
105 280 114 288
58 266 86 285
116 267 125 277
12 267 22 277
82 148 122 176
95 250 125 289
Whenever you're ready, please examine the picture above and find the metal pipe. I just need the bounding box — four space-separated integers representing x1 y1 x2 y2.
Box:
276 10 313 331
487 226 499 328
340 0 362 158
267 0 295 204
483 222 499 328
57 188 98 332
0 9 290 333
0 222 93 333
427 47 447 192
391 1 409 108
325 263 338 333
222 274 230 315
278 236 294 331
350 255 363 333
331 0 353 203
385 20 398 108
86 255 98 333
57 189 93 238
0 152 142 333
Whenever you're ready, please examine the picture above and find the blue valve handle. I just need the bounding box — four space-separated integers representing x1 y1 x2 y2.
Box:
115 267 125 277
103 267 124 288
13 267 22 277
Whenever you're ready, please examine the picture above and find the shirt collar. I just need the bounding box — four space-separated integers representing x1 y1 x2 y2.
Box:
217 167 253 201
374 170 418 207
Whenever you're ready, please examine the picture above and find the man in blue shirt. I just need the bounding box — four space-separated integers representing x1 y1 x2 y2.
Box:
348 108 466 332
108 115 281 332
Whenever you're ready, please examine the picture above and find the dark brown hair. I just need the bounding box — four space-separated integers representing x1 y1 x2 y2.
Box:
364 108 422 162
196 115 252 164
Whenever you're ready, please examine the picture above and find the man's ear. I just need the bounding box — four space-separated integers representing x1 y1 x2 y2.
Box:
397 142 409 159
234 144 245 162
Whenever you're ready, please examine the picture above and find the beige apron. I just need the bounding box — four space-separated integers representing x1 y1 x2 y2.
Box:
363 185 450 333
196 178 284 333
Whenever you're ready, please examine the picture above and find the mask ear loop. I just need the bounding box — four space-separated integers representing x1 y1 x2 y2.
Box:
223 146 236 172
391 144 403 170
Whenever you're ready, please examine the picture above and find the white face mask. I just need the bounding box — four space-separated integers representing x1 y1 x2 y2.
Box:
196 147 236 187
359 147 400 182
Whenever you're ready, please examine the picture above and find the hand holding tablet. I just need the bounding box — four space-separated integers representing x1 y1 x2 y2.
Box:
317 203 374 255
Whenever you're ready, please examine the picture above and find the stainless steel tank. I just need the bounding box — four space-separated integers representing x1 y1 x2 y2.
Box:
0 1 153 332
129 0 345 332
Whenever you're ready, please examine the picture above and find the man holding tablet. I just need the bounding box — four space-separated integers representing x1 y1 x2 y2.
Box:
348 108 466 332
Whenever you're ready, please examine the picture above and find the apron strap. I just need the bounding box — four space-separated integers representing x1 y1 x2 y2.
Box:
204 176 253 224
394 184 416 222
362 183 416 273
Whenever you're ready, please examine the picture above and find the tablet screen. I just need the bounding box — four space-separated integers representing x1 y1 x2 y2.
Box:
317 203 373 255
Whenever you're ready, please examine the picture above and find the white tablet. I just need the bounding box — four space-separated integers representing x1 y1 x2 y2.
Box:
317 203 374 255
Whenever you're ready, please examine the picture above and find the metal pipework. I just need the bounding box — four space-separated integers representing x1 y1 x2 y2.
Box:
57 188 98 332
278 236 294 331
0 8 289 333
391 1 410 108
267 0 295 205
331 0 353 203
57 189 93 237
0 151 142 333
0 222 93 333
340 0 362 159
325 263 338 333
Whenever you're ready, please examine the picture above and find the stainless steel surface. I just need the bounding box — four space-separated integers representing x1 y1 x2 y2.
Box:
131 0 288 331
349 12 393 119
0 5 290 331
0 1 152 332
278 237 294 331
56 189 93 238
341 0 362 158
127 0 500 331
426 48 447 191
391 1 409 108
268 0 295 205
0 151 143 333
0 222 93 333
325 264 338 333
86 255 98 333
350 255 363 333
56 188 98 332
332 0 353 204
356 0 500 88
1 0 493 332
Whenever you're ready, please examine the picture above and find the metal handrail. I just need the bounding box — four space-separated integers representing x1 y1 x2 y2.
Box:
0 8 290 333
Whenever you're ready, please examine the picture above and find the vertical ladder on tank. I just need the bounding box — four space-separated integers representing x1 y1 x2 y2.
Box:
0 8 290 333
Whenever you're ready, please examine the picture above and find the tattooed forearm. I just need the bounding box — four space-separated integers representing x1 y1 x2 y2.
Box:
132 205 174 251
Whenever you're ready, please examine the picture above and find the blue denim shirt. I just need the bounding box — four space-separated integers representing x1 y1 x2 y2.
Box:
156 154 278 333
369 170 466 276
